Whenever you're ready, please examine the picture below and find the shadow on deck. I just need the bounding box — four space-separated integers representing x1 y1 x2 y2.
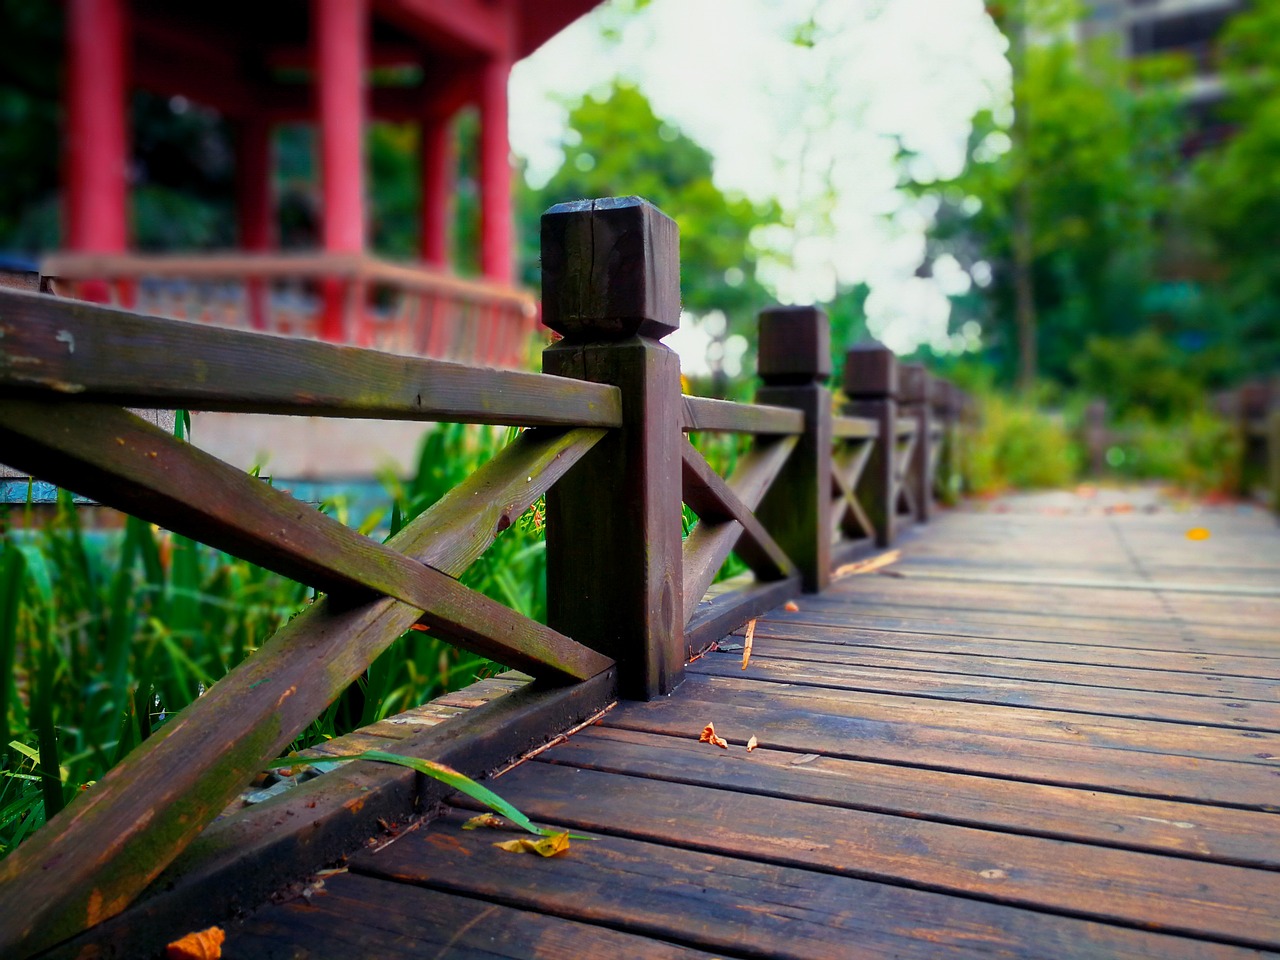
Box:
226 488 1280 959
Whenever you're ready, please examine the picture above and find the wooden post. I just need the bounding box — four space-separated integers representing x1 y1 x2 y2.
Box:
479 52 513 283
1269 408 1280 516
754 306 833 592
934 380 957 505
314 0 367 341
541 198 684 700
421 111 454 268
1085 400 1108 476
845 343 898 548
901 363 933 523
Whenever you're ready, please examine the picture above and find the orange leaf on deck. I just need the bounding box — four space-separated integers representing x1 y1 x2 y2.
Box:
166 927 225 960
833 549 901 580
699 722 729 749
462 813 506 831
1186 527 1211 541
494 831 571 857
747 735 759 752
784 601 799 612
742 619 756 670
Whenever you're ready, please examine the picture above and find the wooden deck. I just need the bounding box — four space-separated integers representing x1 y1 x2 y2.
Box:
226 488 1280 959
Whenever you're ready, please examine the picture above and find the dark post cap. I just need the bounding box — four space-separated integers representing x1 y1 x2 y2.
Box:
844 341 898 399
757 305 831 384
900 363 931 404
540 196 681 341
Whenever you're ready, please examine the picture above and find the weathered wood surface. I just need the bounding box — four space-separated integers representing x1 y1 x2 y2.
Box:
0 412 614 958
223 488 1280 959
0 287 621 426
681 394 803 434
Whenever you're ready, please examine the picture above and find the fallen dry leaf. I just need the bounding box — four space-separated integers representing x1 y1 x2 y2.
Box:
462 813 506 831
494 831 571 857
833 549 901 580
165 927 225 960
699 722 729 749
742 619 756 670
746 735 759 752
1186 527 1211 541
784 601 800 612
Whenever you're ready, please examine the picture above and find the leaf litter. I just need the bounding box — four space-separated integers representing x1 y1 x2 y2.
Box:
699 722 729 749
741 618 756 669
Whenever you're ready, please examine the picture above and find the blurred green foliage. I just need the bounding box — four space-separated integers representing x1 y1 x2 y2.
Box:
962 391 1081 495
515 79 782 387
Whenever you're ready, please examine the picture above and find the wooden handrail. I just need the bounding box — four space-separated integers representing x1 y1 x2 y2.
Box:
0 288 620 427
0 197 972 957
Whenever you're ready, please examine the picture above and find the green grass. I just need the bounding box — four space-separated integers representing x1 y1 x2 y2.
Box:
0 416 756 858
0 420 549 859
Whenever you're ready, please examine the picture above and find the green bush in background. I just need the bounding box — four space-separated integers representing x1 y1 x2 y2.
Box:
962 392 1082 495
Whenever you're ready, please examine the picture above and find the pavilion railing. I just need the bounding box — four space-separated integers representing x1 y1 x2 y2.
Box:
40 250 539 370
0 196 966 957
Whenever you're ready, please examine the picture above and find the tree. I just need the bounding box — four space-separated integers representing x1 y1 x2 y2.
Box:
518 80 781 365
912 3 1189 391
1190 0 1280 376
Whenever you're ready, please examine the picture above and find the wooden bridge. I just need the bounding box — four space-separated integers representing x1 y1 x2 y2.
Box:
0 197 1277 959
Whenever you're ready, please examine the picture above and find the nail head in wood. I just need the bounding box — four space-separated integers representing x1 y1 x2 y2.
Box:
844 342 898 399
540 196 681 341
757 305 832 384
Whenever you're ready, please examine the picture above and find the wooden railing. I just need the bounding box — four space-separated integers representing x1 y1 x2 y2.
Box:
0 196 967 957
1217 378 1280 512
40 251 540 369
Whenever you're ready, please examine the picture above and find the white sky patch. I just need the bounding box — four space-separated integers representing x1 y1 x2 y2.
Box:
510 0 1010 356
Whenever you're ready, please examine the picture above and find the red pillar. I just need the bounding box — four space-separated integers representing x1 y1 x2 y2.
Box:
420 112 453 268
237 116 274 330
314 0 367 340
66 0 129 302
478 53 513 284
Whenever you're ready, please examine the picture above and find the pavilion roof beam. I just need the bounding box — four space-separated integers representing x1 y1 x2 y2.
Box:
373 0 511 56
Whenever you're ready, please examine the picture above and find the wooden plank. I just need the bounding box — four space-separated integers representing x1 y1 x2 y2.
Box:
224 873 720 959
542 725 1280 869
832 414 878 439
434 761 1280 950
0 287 621 426
680 438 794 583
680 394 803 434
602 688 1280 808
680 435 796 622
731 633 1280 702
0 401 612 682
757 602 1280 656
352 810 1263 960
744 620 1280 682
688 651 1280 731
669 673 1280 767
39 671 618 960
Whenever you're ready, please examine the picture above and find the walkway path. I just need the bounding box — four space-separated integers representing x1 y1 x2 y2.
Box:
227 488 1280 959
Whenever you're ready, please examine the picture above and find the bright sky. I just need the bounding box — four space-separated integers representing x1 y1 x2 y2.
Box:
510 0 1010 363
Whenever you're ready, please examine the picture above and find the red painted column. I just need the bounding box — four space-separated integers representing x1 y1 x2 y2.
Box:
313 0 367 341
420 112 454 268
478 52 514 284
237 116 274 330
66 0 129 303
